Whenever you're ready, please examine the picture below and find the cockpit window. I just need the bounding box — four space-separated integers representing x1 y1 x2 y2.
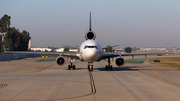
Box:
84 45 98 49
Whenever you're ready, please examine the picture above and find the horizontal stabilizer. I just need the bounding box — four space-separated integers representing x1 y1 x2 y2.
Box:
62 45 79 49
102 45 119 49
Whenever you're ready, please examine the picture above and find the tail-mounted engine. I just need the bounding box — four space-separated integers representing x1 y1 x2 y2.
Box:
85 12 96 40
85 31 96 40
56 56 65 65
115 57 125 66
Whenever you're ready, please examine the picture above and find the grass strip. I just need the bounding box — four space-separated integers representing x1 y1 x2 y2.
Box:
125 58 152 64
149 57 180 70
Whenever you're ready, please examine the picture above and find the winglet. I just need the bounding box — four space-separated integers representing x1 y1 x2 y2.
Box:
3 45 6 52
89 12 91 31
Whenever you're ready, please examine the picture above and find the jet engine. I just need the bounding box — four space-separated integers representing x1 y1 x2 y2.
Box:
115 57 125 66
85 31 96 40
56 56 65 65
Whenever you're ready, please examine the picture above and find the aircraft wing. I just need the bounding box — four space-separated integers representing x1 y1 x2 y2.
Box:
101 47 177 60
3 45 80 59
120 52 176 56
101 53 119 60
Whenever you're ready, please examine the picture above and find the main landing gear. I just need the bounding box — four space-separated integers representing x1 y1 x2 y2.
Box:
105 58 113 70
68 58 75 70
88 62 93 71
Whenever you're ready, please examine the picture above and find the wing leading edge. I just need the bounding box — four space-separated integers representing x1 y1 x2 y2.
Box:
101 47 177 60
3 45 80 59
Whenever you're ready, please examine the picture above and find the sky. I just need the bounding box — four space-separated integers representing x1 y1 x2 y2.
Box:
1 0 180 48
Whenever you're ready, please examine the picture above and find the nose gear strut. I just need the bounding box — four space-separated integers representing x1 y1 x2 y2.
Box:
88 62 93 71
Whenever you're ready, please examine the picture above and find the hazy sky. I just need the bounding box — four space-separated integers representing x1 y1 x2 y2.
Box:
1 0 180 48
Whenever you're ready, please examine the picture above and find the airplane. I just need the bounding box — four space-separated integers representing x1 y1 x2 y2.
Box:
3 12 177 71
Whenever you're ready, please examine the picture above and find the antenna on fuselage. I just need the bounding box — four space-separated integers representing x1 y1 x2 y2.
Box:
89 12 91 31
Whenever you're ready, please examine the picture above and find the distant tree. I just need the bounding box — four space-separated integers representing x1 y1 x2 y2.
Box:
0 14 30 51
5 27 20 51
19 30 30 51
125 47 132 53
5 27 30 51
64 47 69 52
0 35 2 52
0 35 1 39
0 14 11 34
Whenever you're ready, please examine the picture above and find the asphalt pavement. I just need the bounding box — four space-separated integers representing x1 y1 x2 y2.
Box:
0 57 180 101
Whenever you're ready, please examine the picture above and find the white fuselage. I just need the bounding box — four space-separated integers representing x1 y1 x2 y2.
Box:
79 40 102 62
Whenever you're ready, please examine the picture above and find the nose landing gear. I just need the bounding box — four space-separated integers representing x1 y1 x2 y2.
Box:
88 62 93 71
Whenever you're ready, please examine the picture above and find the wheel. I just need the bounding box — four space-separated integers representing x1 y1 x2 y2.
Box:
73 65 75 70
110 65 113 70
91 65 93 71
105 65 108 70
68 65 71 70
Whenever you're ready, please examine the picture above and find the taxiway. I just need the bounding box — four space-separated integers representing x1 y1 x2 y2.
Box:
0 56 180 101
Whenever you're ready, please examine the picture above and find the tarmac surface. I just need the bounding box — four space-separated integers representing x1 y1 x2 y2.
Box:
0 56 180 101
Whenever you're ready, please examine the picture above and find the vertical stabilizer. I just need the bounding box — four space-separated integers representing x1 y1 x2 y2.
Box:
89 12 91 31
85 12 96 40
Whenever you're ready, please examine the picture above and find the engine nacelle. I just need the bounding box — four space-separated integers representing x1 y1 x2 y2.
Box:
115 57 125 66
85 31 96 40
56 56 65 65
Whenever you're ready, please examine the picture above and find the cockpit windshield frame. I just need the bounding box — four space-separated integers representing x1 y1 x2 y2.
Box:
84 45 98 49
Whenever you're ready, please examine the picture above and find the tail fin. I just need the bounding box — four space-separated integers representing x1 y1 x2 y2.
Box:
85 12 96 40
89 12 91 31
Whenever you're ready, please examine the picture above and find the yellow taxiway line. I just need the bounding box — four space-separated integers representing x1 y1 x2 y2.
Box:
45 71 96 101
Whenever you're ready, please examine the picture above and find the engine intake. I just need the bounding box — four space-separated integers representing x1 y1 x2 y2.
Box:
85 31 96 40
56 56 65 65
115 57 125 66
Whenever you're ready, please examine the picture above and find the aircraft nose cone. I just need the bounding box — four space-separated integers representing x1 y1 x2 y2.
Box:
84 49 97 61
89 50 96 57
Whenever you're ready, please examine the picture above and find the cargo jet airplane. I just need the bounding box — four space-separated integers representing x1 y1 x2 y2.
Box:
3 12 177 71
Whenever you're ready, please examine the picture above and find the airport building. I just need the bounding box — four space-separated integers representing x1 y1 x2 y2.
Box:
69 49 79 52
55 48 78 52
55 48 64 52
31 48 52 52
140 48 167 51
